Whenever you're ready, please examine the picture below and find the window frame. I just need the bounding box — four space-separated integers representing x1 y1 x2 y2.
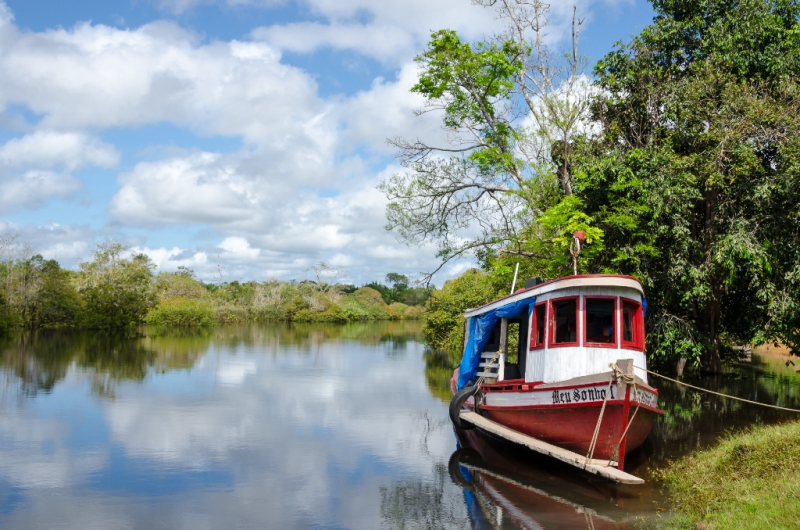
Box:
529 302 547 350
582 295 618 349
548 296 580 348
620 298 645 351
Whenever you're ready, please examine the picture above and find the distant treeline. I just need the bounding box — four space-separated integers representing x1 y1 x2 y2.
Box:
0 239 429 334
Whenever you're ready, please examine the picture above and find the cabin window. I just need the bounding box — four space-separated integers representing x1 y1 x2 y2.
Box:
584 297 616 347
549 297 578 346
529 303 546 350
622 300 644 349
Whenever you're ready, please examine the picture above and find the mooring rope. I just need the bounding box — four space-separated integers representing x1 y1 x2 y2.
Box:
584 370 615 466
634 365 800 413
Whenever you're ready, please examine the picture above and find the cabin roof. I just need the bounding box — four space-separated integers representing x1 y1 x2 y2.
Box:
463 274 644 318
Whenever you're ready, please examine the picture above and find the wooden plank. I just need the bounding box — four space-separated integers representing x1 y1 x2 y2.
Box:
459 411 644 485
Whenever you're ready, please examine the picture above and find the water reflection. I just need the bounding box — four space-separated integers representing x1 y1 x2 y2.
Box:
1 323 799 529
0 321 483 529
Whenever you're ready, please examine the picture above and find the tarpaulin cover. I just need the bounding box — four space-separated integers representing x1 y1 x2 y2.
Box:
642 298 647 318
458 297 536 390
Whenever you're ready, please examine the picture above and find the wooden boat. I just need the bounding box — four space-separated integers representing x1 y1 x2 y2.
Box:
449 273 664 473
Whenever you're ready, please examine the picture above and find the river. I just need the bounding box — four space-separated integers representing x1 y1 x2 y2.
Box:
1 322 798 528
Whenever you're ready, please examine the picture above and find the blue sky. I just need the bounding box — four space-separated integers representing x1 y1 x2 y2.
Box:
0 0 655 285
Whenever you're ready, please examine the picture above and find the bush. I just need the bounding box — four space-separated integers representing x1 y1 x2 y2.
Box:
292 304 348 323
423 269 499 357
78 244 156 332
145 298 216 327
340 287 392 321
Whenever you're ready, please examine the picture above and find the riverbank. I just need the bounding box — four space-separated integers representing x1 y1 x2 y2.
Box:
656 419 800 529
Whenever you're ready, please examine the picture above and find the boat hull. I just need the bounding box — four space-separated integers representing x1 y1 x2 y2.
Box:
479 401 657 462
452 371 663 467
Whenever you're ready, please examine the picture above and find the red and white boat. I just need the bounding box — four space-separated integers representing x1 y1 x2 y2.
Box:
449 274 663 472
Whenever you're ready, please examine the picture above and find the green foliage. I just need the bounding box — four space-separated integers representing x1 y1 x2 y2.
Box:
154 272 209 301
339 287 394 321
412 30 524 172
293 304 348 323
0 240 427 332
364 274 432 306
78 243 157 332
423 269 500 360
576 0 800 369
145 298 215 327
656 419 800 529
34 260 82 327
380 2 594 283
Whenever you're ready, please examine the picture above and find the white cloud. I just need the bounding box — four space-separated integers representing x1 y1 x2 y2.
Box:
253 21 418 64
0 19 324 146
131 245 209 271
218 236 260 259
0 171 81 213
0 0 623 283
0 131 119 170
0 131 118 213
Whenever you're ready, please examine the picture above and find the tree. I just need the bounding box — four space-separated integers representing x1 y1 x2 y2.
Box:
379 0 595 283
27 256 82 328
385 273 410 291
578 0 800 372
78 242 156 332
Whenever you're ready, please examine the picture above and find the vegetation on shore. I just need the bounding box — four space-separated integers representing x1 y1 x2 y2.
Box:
382 0 800 373
0 239 427 334
656 419 800 529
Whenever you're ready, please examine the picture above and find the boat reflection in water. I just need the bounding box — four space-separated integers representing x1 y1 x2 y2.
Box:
449 427 655 529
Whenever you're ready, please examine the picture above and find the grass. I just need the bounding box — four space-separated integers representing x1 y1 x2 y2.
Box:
656 419 800 529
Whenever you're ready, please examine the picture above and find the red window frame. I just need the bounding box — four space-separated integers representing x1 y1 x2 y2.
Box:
548 296 579 348
529 302 547 350
583 296 618 348
621 298 645 351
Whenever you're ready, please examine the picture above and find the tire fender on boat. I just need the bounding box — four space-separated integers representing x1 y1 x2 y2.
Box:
449 385 479 430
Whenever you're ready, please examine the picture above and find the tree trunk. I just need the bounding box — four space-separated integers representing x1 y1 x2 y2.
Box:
700 301 722 374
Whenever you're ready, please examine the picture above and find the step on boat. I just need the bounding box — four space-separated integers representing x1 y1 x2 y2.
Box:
449 273 664 474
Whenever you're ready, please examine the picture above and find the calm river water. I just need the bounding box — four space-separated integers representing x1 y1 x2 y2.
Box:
1 322 799 529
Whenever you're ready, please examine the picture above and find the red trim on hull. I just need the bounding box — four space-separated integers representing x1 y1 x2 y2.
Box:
479 400 663 415
481 379 660 395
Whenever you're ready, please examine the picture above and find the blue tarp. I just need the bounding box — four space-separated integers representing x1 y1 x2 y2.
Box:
457 297 536 390
642 298 647 318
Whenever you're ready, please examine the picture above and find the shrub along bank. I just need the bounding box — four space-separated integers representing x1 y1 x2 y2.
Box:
656 420 800 529
0 241 426 333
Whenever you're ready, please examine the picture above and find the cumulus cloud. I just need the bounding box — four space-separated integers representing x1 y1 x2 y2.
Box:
0 0 628 283
0 171 81 213
0 18 324 146
0 131 118 213
0 131 119 170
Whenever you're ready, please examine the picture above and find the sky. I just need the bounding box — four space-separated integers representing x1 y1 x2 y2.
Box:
0 0 655 286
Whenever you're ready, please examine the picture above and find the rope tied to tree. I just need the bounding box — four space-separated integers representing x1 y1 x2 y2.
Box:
635 365 800 413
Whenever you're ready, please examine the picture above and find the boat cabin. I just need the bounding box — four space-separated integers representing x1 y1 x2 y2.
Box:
459 275 647 389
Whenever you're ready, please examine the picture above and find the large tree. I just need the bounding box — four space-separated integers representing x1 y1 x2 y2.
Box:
578 0 800 371
379 0 596 283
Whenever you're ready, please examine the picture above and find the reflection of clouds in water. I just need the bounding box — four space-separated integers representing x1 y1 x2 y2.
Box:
215 359 257 386
0 331 465 529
